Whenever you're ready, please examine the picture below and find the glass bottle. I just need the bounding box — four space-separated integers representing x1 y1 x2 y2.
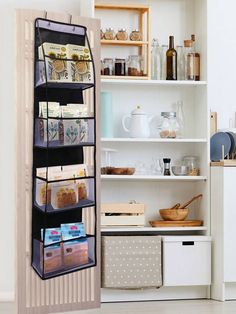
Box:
191 34 200 81
176 100 185 138
151 39 161 80
184 39 195 81
176 45 184 80
166 36 177 80
161 45 168 80
163 158 171 176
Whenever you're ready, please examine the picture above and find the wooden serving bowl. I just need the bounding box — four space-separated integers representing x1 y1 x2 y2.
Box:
109 167 135 175
159 208 189 221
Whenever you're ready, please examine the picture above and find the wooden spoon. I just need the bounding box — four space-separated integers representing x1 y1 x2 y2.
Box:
180 194 203 209
171 203 181 209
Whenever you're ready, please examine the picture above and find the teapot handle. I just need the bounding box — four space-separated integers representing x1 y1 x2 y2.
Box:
122 115 131 133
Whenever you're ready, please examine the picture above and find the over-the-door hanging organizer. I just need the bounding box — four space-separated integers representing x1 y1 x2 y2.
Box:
32 18 97 280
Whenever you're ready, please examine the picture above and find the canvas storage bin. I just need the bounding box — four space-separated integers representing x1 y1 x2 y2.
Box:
101 236 162 289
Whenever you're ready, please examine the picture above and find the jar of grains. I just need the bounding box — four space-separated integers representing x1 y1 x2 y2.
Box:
116 28 128 40
182 156 200 176
104 28 115 40
130 29 142 41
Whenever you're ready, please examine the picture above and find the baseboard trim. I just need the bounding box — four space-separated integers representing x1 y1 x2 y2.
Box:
0 292 14 302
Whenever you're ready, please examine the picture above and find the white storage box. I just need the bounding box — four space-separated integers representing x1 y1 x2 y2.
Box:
162 236 211 286
101 203 145 227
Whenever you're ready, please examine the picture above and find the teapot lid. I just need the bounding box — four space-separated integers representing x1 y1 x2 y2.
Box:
131 105 146 115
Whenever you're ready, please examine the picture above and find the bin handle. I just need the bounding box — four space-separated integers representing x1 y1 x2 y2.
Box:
182 241 194 246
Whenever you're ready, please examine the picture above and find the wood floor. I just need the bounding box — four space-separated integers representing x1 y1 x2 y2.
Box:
1 300 236 314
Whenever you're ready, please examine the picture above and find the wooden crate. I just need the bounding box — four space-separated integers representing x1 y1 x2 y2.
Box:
101 203 145 226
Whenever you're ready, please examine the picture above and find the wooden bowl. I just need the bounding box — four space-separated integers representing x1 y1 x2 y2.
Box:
108 167 135 175
159 208 189 221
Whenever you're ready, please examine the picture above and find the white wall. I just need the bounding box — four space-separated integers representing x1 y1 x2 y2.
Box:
208 0 236 129
0 0 93 301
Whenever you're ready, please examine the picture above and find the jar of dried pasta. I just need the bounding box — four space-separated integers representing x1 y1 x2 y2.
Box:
130 29 142 41
104 28 115 40
182 156 200 176
116 28 128 41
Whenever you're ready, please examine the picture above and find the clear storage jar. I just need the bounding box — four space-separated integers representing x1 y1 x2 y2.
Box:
127 55 144 76
103 58 114 76
159 112 179 138
182 156 200 176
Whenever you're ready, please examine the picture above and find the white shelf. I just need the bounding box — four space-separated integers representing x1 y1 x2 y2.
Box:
101 226 207 232
101 138 207 143
101 175 207 182
101 79 207 86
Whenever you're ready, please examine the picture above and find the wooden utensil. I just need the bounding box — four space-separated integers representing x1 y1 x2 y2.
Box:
171 203 181 209
180 194 203 209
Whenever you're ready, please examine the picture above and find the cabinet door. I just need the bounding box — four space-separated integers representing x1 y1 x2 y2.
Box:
224 167 236 282
16 9 100 314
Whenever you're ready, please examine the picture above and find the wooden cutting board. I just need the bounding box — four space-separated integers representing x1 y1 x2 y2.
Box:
149 220 203 227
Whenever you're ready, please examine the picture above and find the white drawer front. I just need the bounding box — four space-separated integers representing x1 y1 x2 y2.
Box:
163 237 211 286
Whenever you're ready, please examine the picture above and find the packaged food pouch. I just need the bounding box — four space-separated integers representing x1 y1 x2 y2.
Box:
63 238 89 268
51 182 78 209
39 102 60 118
40 228 62 273
67 44 93 83
38 42 70 82
61 222 86 241
78 180 88 200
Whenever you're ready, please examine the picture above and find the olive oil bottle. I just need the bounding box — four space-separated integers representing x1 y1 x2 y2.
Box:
166 36 177 80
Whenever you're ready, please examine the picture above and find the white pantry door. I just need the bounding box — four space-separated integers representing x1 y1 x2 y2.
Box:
16 9 100 314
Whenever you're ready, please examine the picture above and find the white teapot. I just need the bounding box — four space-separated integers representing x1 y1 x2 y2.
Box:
122 106 153 138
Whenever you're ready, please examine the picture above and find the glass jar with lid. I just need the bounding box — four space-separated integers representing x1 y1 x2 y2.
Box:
127 55 144 76
103 58 114 76
130 29 142 41
104 28 115 40
182 156 200 176
159 112 179 138
114 58 126 76
116 28 128 41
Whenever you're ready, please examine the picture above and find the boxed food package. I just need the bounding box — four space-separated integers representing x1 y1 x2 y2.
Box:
67 44 93 83
51 182 78 209
63 238 89 268
38 42 70 82
41 228 62 274
39 102 60 118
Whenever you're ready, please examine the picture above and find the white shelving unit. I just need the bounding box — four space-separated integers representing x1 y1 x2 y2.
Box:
101 226 207 232
95 0 209 303
101 175 207 182
101 79 207 86
101 138 207 143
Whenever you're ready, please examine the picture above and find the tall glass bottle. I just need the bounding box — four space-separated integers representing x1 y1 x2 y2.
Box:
191 34 200 81
166 36 177 80
161 44 168 80
176 45 184 80
151 39 161 80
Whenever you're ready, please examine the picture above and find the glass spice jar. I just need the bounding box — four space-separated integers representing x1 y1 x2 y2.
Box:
130 29 142 41
159 112 180 138
100 29 104 40
104 28 115 40
101 59 104 75
127 55 143 76
114 58 126 76
182 156 200 176
103 58 114 76
116 28 128 41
